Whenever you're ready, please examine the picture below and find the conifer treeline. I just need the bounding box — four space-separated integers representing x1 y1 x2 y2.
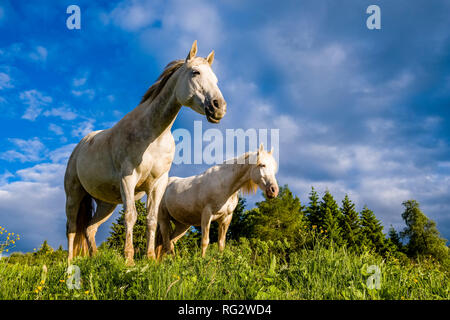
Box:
106 185 449 264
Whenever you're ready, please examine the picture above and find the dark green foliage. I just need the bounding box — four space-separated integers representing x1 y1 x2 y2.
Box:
319 190 344 246
251 185 306 246
305 187 321 227
388 226 403 252
360 206 385 252
106 200 148 258
98 186 449 269
37 240 53 255
340 195 360 250
400 200 449 264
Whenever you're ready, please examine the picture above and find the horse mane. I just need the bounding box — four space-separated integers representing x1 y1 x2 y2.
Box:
140 59 184 104
236 152 261 195
240 179 258 195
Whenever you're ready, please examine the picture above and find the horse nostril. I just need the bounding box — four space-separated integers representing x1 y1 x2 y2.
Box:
212 99 219 109
270 186 276 193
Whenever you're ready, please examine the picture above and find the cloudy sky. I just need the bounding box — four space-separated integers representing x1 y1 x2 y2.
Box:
1 0 449 253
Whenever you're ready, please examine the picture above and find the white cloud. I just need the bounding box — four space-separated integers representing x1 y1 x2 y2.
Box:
103 0 159 31
20 89 52 121
16 163 66 184
28 46 48 62
0 179 66 249
0 137 46 162
48 123 63 135
49 144 76 163
71 89 95 100
72 77 87 87
0 72 13 89
43 106 77 120
72 120 95 137
0 170 13 186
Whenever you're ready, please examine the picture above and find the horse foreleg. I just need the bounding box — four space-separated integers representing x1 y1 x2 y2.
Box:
218 214 232 252
120 174 138 266
86 200 117 256
201 208 213 257
146 173 168 260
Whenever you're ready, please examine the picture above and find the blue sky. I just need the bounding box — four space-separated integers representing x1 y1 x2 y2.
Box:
0 0 449 253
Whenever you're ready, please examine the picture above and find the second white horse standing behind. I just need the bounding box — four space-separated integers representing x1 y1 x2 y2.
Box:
156 144 279 258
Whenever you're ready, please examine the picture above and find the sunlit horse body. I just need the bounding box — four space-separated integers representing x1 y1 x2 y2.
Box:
156 145 279 258
64 41 226 264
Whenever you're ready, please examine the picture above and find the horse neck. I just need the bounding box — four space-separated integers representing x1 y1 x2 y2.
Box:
142 73 182 134
216 158 256 197
116 71 182 143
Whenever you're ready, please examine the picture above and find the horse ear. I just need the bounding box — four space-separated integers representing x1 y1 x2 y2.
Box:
206 50 215 66
258 143 264 153
186 40 198 62
269 147 274 155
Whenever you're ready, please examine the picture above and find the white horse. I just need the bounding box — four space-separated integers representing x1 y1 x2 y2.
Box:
64 41 227 265
156 144 279 258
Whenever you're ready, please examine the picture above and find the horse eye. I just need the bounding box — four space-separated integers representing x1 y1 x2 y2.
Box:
260 164 266 168
192 70 200 76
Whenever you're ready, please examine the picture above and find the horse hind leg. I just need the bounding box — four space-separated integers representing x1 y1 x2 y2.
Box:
65 179 88 263
170 220 190 245
86 200 117 256
156 204 174 258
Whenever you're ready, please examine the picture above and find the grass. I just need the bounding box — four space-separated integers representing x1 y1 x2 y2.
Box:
0 239 448 300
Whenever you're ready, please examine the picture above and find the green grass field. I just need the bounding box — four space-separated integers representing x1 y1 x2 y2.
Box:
0 239 448 300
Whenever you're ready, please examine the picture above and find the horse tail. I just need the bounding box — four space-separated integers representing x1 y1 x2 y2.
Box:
73 195 93 257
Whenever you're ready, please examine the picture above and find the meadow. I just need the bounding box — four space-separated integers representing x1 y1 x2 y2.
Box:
0 238 448 300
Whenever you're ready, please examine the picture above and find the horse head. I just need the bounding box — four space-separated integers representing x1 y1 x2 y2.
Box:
175 40 227 124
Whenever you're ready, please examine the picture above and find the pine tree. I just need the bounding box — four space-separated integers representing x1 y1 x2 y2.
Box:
360 206 384 252
305 187 321 228
340 194 360 250
400 200 449 263
388 226 403 251
252 185 306 246
37 240 53 255
106 200 148 258
319 190 343 245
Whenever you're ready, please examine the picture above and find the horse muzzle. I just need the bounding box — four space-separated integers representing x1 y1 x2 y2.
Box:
265 184 279 199
205 98 226 123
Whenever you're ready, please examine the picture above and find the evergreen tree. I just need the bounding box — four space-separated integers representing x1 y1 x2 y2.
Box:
305 187 321 228
228 196 252 240
106 200 148 258
388 226 403 252
400 200 449 263
252 185 306 246
340 194 360 249
360 206 384 252
319 190 344 245
36 240 53 255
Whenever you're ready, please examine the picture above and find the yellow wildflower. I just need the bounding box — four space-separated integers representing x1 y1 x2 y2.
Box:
59 279 65 283
85 290 89 294
37 286 42 291
312 225 317 229
413 279 418 283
